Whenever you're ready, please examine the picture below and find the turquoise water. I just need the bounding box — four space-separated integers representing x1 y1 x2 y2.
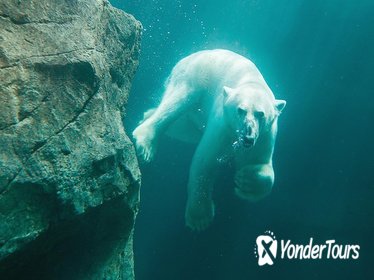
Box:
112 1 373 279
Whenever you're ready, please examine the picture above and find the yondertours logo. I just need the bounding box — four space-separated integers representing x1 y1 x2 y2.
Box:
254 230 278 266
254 231 360 266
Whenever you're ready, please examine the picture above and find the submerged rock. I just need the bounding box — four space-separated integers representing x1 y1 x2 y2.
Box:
0 0 141 279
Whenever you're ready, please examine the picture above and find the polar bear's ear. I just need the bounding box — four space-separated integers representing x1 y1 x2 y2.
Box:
223 86 234 100
275 99 286 114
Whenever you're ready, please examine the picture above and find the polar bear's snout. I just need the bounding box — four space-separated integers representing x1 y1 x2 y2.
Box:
239 120 258 148
245 124 253 135
239 129 257 148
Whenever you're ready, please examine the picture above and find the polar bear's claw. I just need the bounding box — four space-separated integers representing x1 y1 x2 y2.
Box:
132 124 156 162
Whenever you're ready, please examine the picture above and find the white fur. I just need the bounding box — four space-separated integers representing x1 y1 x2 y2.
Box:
132 49 286 231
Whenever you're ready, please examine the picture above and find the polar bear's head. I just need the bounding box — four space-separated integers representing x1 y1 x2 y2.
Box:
223 85 286 149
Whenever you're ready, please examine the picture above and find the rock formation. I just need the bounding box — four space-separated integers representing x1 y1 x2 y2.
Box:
0 0 141 279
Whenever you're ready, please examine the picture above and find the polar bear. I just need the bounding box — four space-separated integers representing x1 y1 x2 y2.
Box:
132 49 286 231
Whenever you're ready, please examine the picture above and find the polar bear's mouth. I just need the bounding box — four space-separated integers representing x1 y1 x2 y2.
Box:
233 128 257 149
242 136 255 148
238 133 256 148
233 134 256 149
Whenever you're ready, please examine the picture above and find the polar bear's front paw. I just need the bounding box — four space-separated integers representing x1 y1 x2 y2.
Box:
234 164 273 201
185 196 215 231
132 124 157 162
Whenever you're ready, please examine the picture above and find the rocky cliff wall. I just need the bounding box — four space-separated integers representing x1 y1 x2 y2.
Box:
0 0 141 279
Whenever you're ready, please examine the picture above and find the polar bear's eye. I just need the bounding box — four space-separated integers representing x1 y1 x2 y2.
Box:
255 111 265 118
237 107 247 117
